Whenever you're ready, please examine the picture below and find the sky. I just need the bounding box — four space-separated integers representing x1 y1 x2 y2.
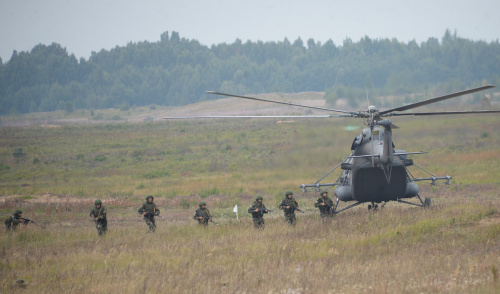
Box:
1 0 499 62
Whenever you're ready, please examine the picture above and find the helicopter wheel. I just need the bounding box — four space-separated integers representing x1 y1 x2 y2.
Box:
423 197 431 208
368 204 372 210
374 204 378 210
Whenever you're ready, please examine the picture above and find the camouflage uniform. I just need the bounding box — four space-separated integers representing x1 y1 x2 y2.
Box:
315 190 335 221
248 196 268 229
90 200 108 236
138 196 160 232
193 202 212 226
279 191 299 226
4 210 23 231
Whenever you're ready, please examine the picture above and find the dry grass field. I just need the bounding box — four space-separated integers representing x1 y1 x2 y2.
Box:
1 95 499 293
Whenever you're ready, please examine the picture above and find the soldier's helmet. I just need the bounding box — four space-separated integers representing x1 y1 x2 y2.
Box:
14 209 22 215
285 191 293 196
256 196 263 201
320 190 328 196
146 195 154 201
199 201 206 207
95 199 102 205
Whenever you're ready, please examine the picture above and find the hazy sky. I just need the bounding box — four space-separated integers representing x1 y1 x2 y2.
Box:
1 0 499 62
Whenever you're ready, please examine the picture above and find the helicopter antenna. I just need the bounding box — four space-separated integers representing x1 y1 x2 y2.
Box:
366 87 370 107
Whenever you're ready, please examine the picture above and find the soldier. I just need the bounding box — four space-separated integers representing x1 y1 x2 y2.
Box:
279 191 300 226
193 202 214 226
315 190 335 221
248 196 271 229
4 209 25 231
138 195 160 232
89 199 108 236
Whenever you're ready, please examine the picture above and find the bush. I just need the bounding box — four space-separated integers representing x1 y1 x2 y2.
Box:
119 103 130 111
142 170 170 179
179 198 191 209
0 163 10 171
200 186 220 198
94 155 107 162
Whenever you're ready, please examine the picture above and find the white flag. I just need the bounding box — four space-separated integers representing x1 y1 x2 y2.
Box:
233 204 238 213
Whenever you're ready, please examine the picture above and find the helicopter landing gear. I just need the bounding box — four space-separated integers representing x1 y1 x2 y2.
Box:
368 202 378 210
397 193 431 208
423 197 431 208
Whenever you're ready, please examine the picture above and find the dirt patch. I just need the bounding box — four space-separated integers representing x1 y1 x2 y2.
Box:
478 213 500 227
40 124 62 128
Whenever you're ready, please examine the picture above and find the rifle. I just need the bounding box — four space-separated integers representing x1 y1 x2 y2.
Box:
19 217 36 225
280 202 305 214
139 210 160 218
202 216 219 226
251 207 274 217
289 206 305 214
15 217 45 229
138 206 162 218
321 200 335 216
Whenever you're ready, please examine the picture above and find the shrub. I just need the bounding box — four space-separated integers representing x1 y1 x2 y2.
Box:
179 198 191 209
94 155 107 162
142 170 170 179
0 163 10 171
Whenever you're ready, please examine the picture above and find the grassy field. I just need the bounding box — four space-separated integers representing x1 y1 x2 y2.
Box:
0 98 499 293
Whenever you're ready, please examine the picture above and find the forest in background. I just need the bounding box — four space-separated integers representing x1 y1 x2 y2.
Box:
1 29 499 115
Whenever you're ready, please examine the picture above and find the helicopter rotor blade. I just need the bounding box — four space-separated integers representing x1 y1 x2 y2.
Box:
384 110 500 117
206 91 363 116
379 85 495 116
163 115 355 119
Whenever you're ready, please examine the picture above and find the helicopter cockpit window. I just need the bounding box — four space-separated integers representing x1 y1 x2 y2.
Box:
351 136 362 150
371 129 384 141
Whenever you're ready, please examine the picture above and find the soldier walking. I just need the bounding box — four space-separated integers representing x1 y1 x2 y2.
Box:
193 201 214 226
4 209 32 231
138 195 160 232
90 199 108 236
315 190 335 222
248 196 270 229
279 191 300 226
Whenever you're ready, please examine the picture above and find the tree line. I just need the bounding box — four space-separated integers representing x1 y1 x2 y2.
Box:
1 29 499 115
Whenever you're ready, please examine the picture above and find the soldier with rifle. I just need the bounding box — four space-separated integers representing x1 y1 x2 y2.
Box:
138 195 160 232
4 209 36 231
248 196 273 229
279 191 303 226
193 202 218 226
89 199 108 236
315 190 335 222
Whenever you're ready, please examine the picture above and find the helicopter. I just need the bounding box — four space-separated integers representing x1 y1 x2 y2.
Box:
164 85 499 214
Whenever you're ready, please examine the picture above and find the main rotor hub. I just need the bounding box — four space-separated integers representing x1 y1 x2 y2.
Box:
368 105 378 113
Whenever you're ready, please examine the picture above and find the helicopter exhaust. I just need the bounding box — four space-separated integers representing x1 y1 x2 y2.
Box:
375 119 394 165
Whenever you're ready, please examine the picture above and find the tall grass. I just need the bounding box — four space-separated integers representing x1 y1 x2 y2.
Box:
1 194 499 293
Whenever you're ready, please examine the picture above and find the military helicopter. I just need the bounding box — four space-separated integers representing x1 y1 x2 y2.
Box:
164 85 499 214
